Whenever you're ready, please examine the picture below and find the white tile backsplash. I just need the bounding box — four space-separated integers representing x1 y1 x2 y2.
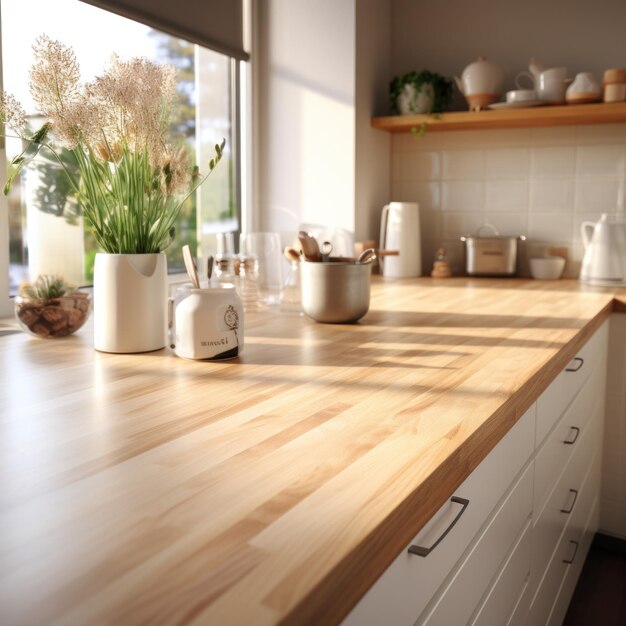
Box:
485 149 530 179
391 181 441 210
441 180 484 211
576 123 626 145
391 123 626 276
531 146 577 178
577 144 626 177
529 126 578 146
484 212 528 237
443 211 484 238
575 178 624 213
400 151 441 181
485 180 528 212
528 212 574 241
441 150 485 180
529 179 575 212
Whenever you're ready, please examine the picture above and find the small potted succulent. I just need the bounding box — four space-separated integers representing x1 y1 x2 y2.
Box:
15 274 91 338
390 70 453 115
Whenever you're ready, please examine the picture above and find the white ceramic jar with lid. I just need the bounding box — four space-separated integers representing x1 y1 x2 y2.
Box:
603 68 626 103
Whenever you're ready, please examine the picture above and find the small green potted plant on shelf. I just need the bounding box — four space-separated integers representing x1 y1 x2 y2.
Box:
0 35 224 353
390 70 453 116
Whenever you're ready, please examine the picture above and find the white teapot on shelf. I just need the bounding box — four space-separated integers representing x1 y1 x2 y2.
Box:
454 56 504 111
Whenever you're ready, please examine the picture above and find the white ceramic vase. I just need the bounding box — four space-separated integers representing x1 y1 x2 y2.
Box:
94 252 168 353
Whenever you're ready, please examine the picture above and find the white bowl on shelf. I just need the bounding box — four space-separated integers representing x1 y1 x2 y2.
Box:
529 256 566 280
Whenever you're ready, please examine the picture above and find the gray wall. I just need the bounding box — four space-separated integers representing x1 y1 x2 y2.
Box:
390 0 626 111
255 0 356 235
355 0 391 241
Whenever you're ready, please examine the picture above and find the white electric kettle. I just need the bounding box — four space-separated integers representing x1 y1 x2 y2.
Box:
379 202 422 278
580 213 626 285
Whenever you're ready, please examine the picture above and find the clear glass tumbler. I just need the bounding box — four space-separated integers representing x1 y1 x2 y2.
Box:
239 232 283 308
213 232 236 285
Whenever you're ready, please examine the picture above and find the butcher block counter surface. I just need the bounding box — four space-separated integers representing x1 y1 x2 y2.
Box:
1 278 623 625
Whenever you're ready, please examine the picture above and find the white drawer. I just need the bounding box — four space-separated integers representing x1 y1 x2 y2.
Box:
470 518 532 626
547 477 600 625
530 397 602 599
419 462 534 625
527 437 601 626
342 406 535 626
534 360 603 515
536 320 607 447
506 576 532 626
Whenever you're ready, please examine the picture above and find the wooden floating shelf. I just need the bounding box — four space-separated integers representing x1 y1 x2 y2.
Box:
371 102 626 133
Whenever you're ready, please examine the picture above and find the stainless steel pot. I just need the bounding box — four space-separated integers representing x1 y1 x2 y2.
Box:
461 224 526 277
300 260 371 323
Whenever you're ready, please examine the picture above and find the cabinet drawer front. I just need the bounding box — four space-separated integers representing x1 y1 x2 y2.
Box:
470 519 532 626
527 434 602 626
506 577 532 626
536 320 607 447
547 495 599 626
341 407 535 626
534 360 604 515
530 399 602 596
419 462 533 626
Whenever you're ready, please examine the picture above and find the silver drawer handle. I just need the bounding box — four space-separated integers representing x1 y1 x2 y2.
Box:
408 496 470 557
560 488 579 514
562 540 579 565
564 426 580 445
565 357 584 372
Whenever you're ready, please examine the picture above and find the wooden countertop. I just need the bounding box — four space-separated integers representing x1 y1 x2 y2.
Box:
1 278 622 625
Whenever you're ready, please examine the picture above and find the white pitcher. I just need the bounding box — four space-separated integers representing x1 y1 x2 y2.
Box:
379 202 422 278
580 213 626 285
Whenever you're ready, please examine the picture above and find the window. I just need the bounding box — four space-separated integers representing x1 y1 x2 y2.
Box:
0 0 243 308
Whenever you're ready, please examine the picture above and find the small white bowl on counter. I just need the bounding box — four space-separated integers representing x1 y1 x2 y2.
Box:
529 256 566 280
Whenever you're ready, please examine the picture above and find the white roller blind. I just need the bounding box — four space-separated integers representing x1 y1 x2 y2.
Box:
79 0 249 60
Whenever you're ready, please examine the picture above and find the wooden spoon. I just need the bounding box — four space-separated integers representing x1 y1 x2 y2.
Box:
182 244 201 288
284 246 302 263
298 231 322 262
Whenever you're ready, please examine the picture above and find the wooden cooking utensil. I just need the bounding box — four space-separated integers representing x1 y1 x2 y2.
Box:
298 231 322 262
356 248 377 265
284 246 302 263
182 244 201 289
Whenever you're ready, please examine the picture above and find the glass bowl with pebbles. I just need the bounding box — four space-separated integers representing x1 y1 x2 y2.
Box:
15 275 91 338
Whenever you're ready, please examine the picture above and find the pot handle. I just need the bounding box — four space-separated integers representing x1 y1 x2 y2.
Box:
379 204 391 272
580 222 595 249
475 223 500 237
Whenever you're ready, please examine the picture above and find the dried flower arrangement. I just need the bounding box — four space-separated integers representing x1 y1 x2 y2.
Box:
0 35 224 253
15 274 91 338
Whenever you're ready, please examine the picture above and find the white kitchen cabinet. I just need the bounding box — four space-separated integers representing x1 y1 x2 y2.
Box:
342 321 607 626
418 463 534 625
529 389 603 601
342 406 535 626
470 519 532 626
535 324 604 447
526 322 607 625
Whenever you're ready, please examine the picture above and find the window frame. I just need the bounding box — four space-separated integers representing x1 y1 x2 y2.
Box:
0 1 249 317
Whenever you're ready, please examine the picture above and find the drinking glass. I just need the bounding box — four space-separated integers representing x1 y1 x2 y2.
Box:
213 232 236 285
239 232 283 308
